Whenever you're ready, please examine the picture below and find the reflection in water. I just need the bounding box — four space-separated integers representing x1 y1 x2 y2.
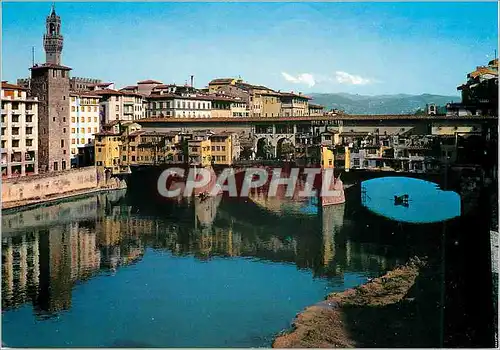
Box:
2 188 421 347
362 177 461 224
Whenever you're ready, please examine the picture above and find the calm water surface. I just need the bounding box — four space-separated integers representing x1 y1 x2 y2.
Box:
361 177 461 224
2 180 443 347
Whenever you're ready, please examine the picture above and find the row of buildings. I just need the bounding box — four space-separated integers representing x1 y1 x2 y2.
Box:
1 6 324 178
94 121 240 175
92 116 486 176
2 5 497 179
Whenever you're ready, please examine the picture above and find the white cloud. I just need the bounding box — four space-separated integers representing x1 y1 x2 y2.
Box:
281 72 316 87
281 71 378 88
335 71 372 85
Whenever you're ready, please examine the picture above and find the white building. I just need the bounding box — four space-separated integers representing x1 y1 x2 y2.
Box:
96 89 144 124
147 95 212 118
1 81 39 177
69 91 101 165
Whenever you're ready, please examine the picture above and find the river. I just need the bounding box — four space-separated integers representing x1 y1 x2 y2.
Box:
1 176 459 347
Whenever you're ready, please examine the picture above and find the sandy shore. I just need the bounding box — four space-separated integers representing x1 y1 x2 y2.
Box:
273 257 437 348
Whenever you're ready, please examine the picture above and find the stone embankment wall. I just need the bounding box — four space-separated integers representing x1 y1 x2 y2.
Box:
2 167 126 209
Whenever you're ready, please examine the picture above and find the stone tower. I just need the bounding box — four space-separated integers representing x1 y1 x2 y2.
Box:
43 4 63 65
30 4 71 172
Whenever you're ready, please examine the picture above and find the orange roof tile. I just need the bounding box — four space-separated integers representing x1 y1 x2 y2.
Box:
469 67 498 78
1 82 27 90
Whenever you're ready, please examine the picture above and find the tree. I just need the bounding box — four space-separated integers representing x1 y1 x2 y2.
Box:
279 142 295 160
240 145 253 160
414 108 426 115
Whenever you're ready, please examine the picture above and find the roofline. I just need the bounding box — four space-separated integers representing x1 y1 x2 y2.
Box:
69 92 102 97
137 80 163 84
30 64 72 71
1 83 28 91
136 115 498 124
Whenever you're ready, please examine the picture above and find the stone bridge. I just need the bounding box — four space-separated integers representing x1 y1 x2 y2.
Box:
137 115 497 161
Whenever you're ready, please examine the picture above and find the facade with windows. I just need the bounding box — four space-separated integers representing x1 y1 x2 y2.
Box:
280 92 311 117
69 91 101 166
94 132 122 175
147 95 212 118
259 91 282 118
97 89 144 124
1 82 39 177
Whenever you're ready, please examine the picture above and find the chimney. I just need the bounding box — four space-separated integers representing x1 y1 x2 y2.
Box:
190 75 194 88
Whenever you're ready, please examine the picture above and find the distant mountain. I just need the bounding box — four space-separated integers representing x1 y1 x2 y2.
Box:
309 93 460 115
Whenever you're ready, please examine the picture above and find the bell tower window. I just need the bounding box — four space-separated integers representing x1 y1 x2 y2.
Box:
43 4 64 65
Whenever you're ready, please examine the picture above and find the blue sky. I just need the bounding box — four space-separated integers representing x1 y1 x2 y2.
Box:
2 2 498 96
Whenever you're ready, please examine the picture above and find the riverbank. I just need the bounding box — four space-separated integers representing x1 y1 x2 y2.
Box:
2 167 127 210
273 257 441 348
2 184 125 211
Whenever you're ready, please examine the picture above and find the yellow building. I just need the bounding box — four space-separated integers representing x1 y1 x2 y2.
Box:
121 130 144 169
136 131 182 165
188 136 212 166
259 91 282 118
321 146 335 168
344 146 351 171
208 78 243 94
209 132 238 165
95 131 122 175
211 96 249 118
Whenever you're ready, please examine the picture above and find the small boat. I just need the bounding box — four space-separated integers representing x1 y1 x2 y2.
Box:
394 194 409 207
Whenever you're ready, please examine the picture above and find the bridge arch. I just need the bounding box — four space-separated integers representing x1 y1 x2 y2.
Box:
276 137 295 160
255 137 273 160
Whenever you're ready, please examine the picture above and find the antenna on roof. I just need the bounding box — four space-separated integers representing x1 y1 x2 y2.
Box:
31 46 35 67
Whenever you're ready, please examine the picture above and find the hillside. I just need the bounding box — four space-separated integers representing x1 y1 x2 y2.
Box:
309 93 460 114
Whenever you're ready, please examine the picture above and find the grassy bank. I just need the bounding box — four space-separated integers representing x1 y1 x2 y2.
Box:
273 257 441 348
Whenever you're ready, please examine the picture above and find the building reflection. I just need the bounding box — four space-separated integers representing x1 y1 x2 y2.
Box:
2 188 408 318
